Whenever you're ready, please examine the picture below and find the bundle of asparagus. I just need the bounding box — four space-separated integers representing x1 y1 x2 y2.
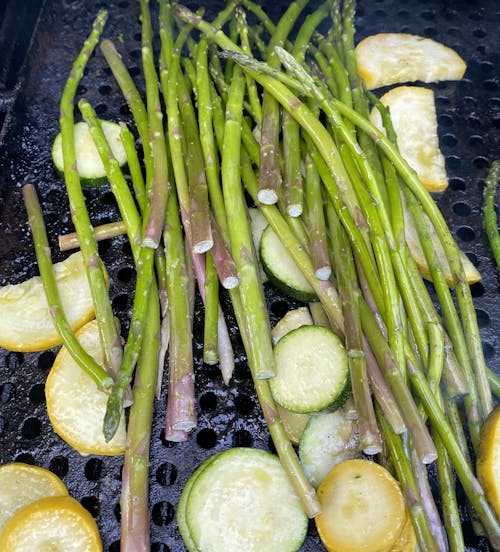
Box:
20 0 500 550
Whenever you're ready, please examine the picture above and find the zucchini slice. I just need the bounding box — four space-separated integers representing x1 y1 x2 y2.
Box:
298 408 361 488
52 120 127 186
177 454 222 552
259 225 316 302
270 325 350 414
184 448 308 552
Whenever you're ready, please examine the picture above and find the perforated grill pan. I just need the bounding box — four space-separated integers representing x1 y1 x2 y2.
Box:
0 0 499 550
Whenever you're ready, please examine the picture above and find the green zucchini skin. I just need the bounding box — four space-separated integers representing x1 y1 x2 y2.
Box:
270 325 351 414
259 225 316 302
181 447 308 552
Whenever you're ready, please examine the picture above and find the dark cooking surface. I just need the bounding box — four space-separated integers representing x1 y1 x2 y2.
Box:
0 0 499 550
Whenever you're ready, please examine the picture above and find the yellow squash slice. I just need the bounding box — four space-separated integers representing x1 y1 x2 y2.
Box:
0 251 102 352
401 191 481 286
370 86 447 192
45 319 126 456
0 463 68 533
315 459 406 552
477 406 500 521
0 495 102 551
355 33 466 90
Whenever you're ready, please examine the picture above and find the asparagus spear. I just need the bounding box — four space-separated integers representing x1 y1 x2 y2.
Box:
22 184 112 390
59 8 123 382
483 160 500 270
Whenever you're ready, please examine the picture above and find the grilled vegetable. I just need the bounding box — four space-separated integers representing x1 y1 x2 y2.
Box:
52 120 127 186
260 224 316 302
0 495 103 551
270 325 350 414
315 459 407 552
0 463 68 533
355 33 467 90
299 408 361 488
181 448 308 552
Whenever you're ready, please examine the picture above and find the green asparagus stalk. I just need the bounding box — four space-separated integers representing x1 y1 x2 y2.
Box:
257 0 308 205
163 189 196 434
59 9 123 381
483 160 500 270
223 63 320 517
120 290 160 551
78 99 156 442
22 183 112 390
203 251 219 365
328 199 382 454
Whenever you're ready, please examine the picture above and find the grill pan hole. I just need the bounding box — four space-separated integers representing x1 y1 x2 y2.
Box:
452 201 472 217
112 293 131 312
28 383 45 404
49 455 69 478
199 391 217 411
81 495 100 518
473 28 486 38
196 427 218 449
114 501 121 523
21 417 42 439
465 252 479 267
95 103 108 117
156 462 178 487
234 393 254 415
468 135 484 148
85 457 104 481
98 85 113 96
14 453 35 465
456 226 475 242
446 155 461 170
233 429 253 447
151 500 175 527
109 540 120 552
270 299 291 318
449 177 466 191
438 113 455 127
470 282 485 298
442 133 457 147
483 341 495 361
473 156 490 170
475 308 490 329
117 265 135 283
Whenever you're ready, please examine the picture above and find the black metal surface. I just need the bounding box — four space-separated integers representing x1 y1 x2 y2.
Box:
0 0 499 550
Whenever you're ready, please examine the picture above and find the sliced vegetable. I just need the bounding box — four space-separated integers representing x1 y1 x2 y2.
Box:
177 454 221 552
0 251 102 352
184 447 308 552
45 319 126 456
391 510 417 552
0 495 103 551
370 86 448 192
315 459 407 552
52 120 127 186
271 305 313 344
402 191 481 286
299 408 361 488
270 325 350 413
260 224 316 302
0 463 68 532
355 33 466 90
477 405 500 521
249 206 269 283
277 404 311 446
